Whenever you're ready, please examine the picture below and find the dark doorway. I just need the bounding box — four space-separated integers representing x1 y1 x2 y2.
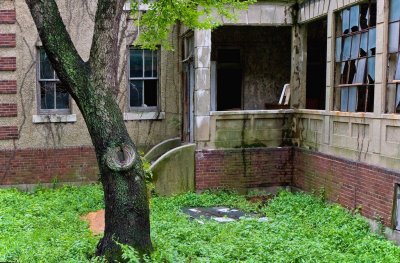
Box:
306 18 327 110
216 49 242 111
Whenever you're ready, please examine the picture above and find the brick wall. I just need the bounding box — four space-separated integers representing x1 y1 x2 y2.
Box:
0 57 16 71
0 80 17 94
293 148 400 227
0 10 16 24
0 126 18 140
196 147 293 190
0 33 16 47
0 103 17 117
0 146 99 185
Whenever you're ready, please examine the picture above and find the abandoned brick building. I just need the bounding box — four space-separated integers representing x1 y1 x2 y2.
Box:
1 0 400 238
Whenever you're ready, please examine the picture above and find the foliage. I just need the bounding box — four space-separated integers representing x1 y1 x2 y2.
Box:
132 0 256 49
0 184 104 263
1 185 400 262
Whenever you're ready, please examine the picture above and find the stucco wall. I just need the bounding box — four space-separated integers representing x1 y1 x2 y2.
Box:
0 0 181 152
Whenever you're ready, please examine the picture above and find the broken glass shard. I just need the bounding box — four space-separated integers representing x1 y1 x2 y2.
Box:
335 37 342 62
342 36 351 60
360 32 368 57
390 0 400 23
389 22 400 53
353 58 366 83
350 5 360 32
368 28 376 56
367 57 375 83
351 34 361 59
341 87 349 111
342 9 350 34
348 86 357 112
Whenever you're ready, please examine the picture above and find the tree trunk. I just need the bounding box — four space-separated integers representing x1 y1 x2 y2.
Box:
24 0 152 261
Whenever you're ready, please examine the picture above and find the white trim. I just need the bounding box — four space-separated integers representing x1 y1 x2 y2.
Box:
124 111 165 120
32 114 77 123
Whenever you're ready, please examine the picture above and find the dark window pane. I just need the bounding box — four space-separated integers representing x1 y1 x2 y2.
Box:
353 58 366 83
335 37 342 62
342 9 350 34
341 61 349 84
218 49 240 63
342 36 351 60
360 5 369 29
348 86 357 112
130 80 143 107
341 87 349 111
350 5 360 32
368 27 376 56
389 22 400 53
152 51 158 78
130 50 143 78
397 84 400 110
367 57 375 83
351 34 361 59
144 79 157 107
390 0 400 22
368 3 377 27
40 49 55 80
348 60 357 84
144 50 153 78
40 82 55 109
55 83 69 109
360 32 368 57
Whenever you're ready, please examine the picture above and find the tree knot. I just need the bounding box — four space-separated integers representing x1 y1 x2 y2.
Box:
104 144 136 172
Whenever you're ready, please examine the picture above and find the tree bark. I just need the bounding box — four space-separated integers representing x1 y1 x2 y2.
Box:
24 0 152 261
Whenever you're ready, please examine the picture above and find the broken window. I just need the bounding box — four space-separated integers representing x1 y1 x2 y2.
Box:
38 48 70 114
334 1 376 112
129 49 159 109
387 0 400 113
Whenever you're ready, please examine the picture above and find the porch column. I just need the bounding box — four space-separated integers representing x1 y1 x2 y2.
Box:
193 29 212 143
290 23 307 109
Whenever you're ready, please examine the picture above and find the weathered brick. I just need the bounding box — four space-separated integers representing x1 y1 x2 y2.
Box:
0 103 17 117
0 80 17 94
0 57 16 71
0 126 18 140
0 33 16 47
0 10 16 24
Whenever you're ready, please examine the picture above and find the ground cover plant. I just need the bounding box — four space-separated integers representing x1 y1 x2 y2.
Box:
0 185 400 262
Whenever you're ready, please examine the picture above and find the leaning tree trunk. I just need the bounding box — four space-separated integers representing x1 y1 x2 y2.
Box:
25 0 152 261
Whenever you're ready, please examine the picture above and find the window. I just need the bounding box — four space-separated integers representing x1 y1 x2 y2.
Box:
387 0 400 113
334 2 376 112
38 49 70 114
129 49 159 109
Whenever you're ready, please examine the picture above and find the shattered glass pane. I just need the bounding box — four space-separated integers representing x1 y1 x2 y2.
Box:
367 57 375 83
130 80 143 107
348 87 357 112
360 5 369 30
390 0 400 22
341 87 349 111
353 58 366 83
368 28 376 56
395 54 400 80
350 5 360 32
335 37 342 62
342 36 352 60
389 22 400 53
351 34 361 59
342 9 350 34
360 32 368 57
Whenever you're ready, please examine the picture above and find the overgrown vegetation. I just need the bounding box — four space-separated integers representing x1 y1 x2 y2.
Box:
1 185 400 262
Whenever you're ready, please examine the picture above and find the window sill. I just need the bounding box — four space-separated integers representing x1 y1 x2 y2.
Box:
124 111 165 121
32 114 77 124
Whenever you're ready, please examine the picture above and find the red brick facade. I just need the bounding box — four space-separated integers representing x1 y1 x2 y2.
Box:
0 103 17 117
196 147 293 190
0 80 17 94
0 57 16 71
293 148 400 227
0 146 99 185
0 33 16 47
195 147 400 227
0 126 18 140
0 10 16 24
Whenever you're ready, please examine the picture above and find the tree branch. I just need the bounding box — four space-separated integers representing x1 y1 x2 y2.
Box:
25 0 87 97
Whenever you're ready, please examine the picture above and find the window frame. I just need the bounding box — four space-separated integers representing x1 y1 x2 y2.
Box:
333 1 376 113
386 0 400 113
128 48 160 112
36 48 71 115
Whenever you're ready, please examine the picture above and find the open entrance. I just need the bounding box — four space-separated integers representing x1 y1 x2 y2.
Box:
306 17 327 110
211 26 292 111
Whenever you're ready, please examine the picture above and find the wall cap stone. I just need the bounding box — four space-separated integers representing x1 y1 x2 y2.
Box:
32 114 77 123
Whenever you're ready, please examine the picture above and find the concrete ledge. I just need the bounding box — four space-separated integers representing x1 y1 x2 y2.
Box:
150 143 196 196
123 111 165 121
144 137 181 163
32 114 77 123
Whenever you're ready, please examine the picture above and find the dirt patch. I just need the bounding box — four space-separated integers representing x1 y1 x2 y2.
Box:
81 209 105 235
